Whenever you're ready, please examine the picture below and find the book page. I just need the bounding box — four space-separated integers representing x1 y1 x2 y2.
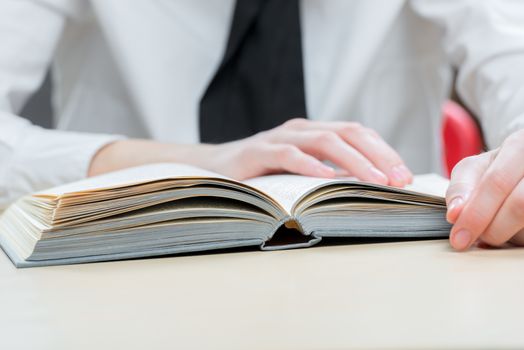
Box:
405 174 449 198
36 163 230 196
35 160 449 212
244 173 449 214
244 175 346 213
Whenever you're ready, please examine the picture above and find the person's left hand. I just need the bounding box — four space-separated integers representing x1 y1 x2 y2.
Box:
446 128 524 250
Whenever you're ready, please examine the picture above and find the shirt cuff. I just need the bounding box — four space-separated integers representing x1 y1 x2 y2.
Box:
1 127 125 207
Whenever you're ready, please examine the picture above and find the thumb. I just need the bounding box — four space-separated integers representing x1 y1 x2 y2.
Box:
445 153 490 224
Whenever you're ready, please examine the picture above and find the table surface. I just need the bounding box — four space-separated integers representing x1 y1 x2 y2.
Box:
1 239 523 350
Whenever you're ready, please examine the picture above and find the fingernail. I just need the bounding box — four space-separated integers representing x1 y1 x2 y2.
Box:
390 166 406 185
448 196 464 213
452 229 471 250
397 164 413 183
316 164 335 177
446 196 466 223
369 167 388 184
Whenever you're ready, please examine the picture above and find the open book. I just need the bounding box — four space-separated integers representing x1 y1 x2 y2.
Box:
0 163 451 268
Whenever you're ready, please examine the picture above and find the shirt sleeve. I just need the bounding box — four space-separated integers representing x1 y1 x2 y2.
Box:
410 0 524 149
0 0 123 209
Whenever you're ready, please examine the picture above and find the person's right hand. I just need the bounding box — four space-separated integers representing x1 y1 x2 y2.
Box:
207 118 412 186
89 118 412 187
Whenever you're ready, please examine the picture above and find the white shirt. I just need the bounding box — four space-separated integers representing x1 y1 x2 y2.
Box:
1 0 524 208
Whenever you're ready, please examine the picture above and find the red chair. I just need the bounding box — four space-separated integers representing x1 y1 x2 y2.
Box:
441 100 483 178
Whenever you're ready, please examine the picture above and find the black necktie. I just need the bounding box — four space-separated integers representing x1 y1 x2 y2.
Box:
199 0 307 143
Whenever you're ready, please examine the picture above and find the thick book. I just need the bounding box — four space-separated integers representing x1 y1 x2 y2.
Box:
0 163 451 268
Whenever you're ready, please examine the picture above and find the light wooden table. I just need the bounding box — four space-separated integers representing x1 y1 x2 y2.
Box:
1 239 523 349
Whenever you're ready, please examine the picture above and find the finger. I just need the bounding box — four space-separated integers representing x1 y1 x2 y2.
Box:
445 153 489 224
278 130 389 185
480 178 524 247
335 124 411 187
281 119 410 186
451 142 524 251
262 144 336 178
334 168 352 177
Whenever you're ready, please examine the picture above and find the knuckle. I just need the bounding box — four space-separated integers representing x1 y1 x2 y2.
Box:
275 145 298 163
340 122 364 135
314 131 339 147
257 128 282 143
283 118 307 129
485 169 513 196
461 205 486 232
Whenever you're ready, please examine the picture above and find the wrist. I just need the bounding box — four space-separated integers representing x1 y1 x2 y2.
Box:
88 139 221 177
170 142 220 169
